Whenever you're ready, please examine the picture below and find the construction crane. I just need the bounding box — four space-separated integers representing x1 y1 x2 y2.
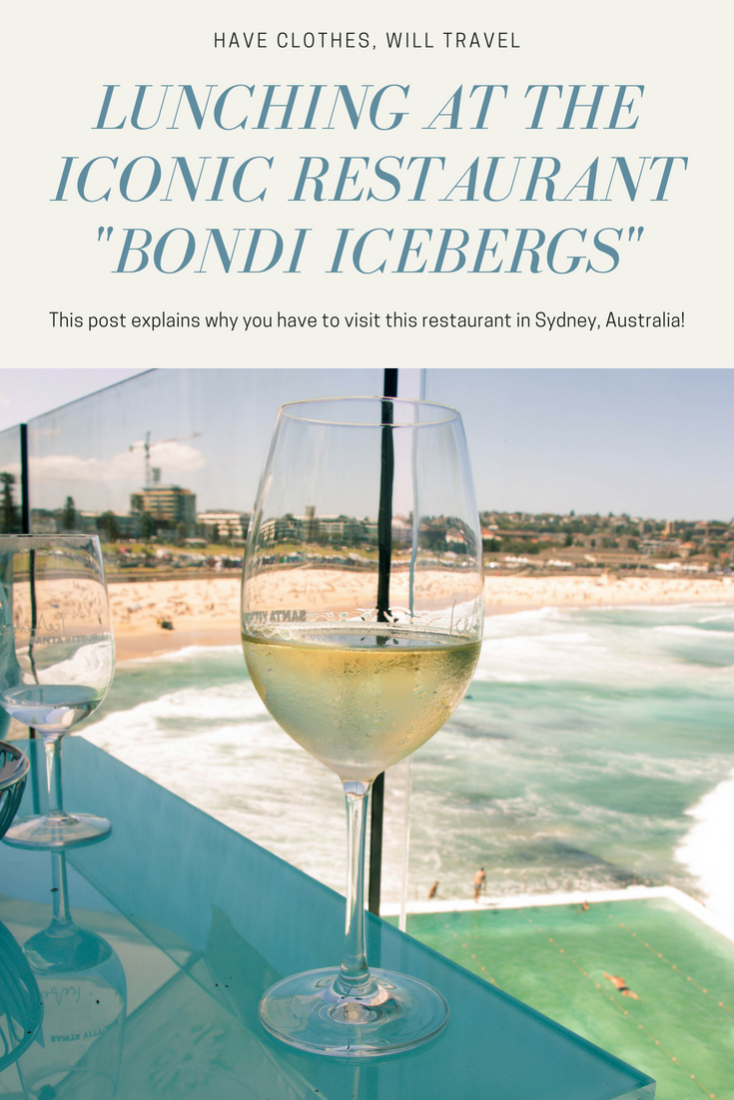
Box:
129 431 202 489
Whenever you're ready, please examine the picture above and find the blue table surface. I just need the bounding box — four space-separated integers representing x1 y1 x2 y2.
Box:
0 737 656 1100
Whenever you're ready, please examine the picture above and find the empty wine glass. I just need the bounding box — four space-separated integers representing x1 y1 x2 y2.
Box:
19 849 127 1100
242 397 484 1055
0 535 115 849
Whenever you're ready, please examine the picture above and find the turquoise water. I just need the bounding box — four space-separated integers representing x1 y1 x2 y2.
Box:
388 899 734 1100
407 603 734 913
83 602 734 920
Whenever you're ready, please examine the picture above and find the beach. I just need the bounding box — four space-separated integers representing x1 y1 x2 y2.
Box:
109 572 734 660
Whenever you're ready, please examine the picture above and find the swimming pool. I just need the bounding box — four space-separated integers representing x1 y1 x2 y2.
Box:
386 897 733 1100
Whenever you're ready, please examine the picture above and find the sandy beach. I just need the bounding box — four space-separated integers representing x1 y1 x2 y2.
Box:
109 572 734 660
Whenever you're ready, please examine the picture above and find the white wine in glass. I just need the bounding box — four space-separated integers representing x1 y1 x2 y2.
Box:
0 535 115 849
242 397 484 1056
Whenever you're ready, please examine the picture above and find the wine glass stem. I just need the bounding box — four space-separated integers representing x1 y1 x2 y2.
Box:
51 852 72 925
336 781 374 995
43 735 67 820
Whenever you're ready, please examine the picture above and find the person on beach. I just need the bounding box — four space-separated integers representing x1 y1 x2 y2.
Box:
604 972 639 999
473 867 486 902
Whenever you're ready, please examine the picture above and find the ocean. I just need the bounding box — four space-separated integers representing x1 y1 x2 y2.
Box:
82 602 734 925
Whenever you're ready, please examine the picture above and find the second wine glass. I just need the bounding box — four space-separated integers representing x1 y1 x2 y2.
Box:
242 397 484 1056
0 535 115 849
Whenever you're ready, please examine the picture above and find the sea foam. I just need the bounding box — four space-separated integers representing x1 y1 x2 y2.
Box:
82 603 734 904
675 768 734 927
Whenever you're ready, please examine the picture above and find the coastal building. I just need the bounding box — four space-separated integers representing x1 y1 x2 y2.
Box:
639 537 682 556
259 511 372 546
30 507 141 537
130 485 196 531
82 510 141 538
197 510 250 542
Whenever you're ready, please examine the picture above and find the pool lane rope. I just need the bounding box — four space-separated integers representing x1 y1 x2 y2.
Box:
609 916 732 1017
438 912 719 1100
523 915 720 1100
443 923 498 986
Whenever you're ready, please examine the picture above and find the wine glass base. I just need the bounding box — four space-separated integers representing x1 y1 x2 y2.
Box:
3 812 112 850
259 967 448 1057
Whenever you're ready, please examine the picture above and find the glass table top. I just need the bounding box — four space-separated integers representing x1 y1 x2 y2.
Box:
0 737 655 1099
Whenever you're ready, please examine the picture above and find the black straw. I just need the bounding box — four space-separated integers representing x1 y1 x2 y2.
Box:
376 369 397 622
376 404 395 623
369 369 398 915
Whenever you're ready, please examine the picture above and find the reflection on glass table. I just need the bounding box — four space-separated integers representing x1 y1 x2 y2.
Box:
18 849 126 1100
0 536 115 849
0 738 656 1100
0 916 42 1073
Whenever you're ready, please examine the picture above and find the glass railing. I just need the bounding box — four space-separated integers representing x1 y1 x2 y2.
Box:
27 368 386 548
0 426 22 536
0 425 23 744
6 367 420 913
8 368 728 927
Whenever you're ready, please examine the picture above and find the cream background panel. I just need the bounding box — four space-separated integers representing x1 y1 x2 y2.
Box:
3 0 725 367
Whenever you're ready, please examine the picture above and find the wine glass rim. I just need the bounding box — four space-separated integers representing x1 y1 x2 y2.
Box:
0 535 101 549
279 396 461 427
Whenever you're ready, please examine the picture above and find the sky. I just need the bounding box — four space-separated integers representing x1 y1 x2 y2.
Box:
0 367 731 522
425 369 734 521
0 370 145 431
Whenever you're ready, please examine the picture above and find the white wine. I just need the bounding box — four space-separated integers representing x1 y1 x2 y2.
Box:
243 627 480 781
1 684 101 733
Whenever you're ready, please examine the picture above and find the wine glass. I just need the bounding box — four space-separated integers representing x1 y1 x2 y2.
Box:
241 397 484 1056
0 535 115 849
18 849 127 1100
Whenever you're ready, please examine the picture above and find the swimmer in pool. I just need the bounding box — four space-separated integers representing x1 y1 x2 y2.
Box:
604 972 639 999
